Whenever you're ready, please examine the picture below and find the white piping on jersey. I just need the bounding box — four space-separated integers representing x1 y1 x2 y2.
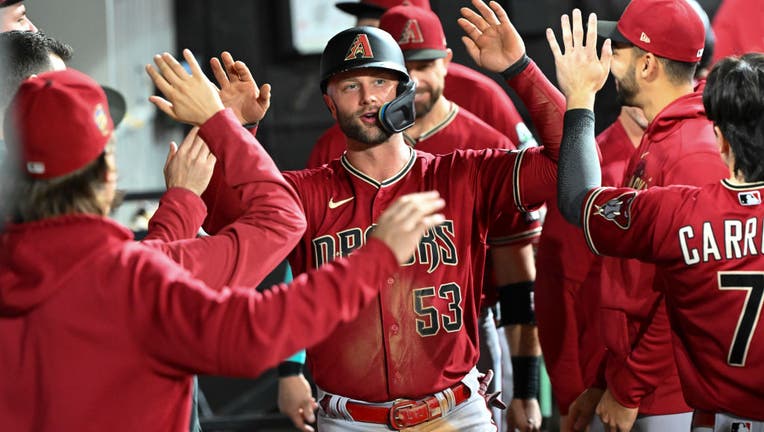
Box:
512 147 531 213
403 102 459 147
582 187 610 256
487 226 543 246
721 178 764 191
340 147 417 189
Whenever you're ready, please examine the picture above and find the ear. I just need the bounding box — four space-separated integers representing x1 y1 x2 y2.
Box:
640 52 660 81
443 48 453 68
323 94 338 120
715 125 731 158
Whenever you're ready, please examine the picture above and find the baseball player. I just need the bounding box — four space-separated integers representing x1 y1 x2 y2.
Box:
306 0 536 169
554 29 764 429
200 1 568 429
0 0 35 32
534 104 643 430
0 47 447 430
558 1 731 430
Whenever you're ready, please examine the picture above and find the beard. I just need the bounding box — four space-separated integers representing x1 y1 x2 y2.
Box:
614 65 639 107
337 107 392 146
414 84 443 118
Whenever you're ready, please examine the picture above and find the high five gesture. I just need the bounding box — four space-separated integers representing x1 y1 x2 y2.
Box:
546 10 612 110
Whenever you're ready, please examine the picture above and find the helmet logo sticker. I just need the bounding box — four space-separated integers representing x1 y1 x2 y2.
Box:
398 19 424 44
344 34 375 61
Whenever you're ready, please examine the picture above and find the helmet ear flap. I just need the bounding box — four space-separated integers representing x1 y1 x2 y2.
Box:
378 79 416 134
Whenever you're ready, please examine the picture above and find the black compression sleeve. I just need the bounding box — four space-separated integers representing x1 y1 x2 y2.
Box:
557 109 601 227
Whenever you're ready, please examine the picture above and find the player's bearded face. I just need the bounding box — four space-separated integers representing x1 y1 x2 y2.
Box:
336 104 392 145
414 82 443 118
612 47 640 107
407 59 446 118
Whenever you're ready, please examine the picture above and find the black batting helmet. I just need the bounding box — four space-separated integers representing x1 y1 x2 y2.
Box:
320 26 410 93
320 26 415 134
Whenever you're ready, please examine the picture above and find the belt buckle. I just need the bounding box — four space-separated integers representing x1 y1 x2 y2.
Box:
389 399 428 430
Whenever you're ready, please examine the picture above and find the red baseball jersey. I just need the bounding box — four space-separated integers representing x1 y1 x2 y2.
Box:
284 146 556 402
309 103 541 253
599 91 728 412
583 180 764 420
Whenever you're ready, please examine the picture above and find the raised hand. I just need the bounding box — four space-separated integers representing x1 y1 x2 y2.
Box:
546 10 612 110
163 127 216 196
145 49 225 125
210 51 272 126
371 191 446 264
458 0 525 73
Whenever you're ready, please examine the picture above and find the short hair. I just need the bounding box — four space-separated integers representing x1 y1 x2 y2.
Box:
704 53 764 183
632 46 697 85
0 31 73 112
3 149 111 224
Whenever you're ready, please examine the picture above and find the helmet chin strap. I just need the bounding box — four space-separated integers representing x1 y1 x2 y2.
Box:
377 80 416 134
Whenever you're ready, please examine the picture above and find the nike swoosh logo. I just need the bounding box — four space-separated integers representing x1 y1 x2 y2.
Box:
328 196 354 209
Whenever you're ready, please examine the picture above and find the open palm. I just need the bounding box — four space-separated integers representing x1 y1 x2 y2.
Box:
211 51 271 125
458 0 526 73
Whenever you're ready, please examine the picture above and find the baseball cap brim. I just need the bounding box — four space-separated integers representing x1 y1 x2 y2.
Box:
102 86 126 128
597 20 632 45
403 49 448 61
336 2 386 19
0 0 23 8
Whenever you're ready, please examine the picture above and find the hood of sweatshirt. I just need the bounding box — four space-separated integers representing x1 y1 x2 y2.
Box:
0 214 132 316
645 89 707 143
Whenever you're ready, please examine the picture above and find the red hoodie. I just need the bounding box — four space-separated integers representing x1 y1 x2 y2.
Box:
600 90 728 413
0 110 400 432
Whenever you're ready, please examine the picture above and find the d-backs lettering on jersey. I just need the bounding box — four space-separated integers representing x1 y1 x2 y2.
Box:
312 220 457 274
284 147 556 402
583 180 764 419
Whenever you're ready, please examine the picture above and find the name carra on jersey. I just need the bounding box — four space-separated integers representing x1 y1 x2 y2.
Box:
312 220 458 273
679 217 764 266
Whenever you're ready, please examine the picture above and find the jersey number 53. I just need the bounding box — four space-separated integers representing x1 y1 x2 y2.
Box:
413 283 464 337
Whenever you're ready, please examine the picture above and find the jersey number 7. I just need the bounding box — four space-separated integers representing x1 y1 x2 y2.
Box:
718 272 764 367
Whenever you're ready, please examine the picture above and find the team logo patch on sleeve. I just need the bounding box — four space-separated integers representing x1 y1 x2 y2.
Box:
344 34 374 61
738 191 762 206
593 191 638 229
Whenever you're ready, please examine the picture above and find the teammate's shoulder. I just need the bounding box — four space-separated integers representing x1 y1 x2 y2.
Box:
453 107 513 146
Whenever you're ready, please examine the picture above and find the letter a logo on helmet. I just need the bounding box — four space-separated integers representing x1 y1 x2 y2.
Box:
344 34 375 61
398 19 424 44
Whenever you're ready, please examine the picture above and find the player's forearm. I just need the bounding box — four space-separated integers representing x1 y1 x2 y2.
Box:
558 109 601 227
502 57 566 160
507 324 542 401
607 297 675 406
491 243 536 285
144 187 207 243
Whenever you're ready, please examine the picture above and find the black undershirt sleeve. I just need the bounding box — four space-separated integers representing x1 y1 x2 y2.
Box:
557 109 601 227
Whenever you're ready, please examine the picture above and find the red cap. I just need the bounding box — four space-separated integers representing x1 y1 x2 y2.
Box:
380 5 447 61
335 0 431 19
597 0 705 63
6 69 114 179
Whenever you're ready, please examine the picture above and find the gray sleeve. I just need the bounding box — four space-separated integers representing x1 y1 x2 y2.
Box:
557 109 601 227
